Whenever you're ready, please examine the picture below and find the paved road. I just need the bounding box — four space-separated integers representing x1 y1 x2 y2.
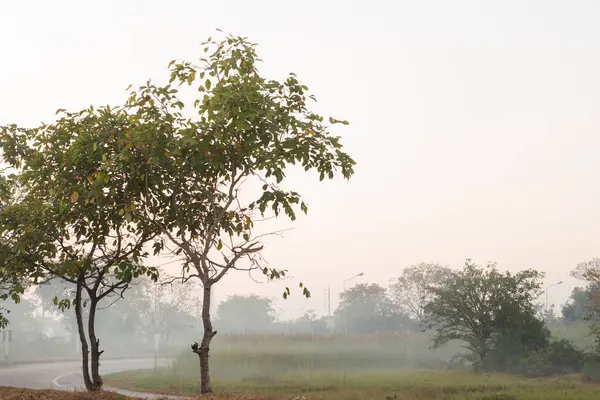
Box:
0 358 181 399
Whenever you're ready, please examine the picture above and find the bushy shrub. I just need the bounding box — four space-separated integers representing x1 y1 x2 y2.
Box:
582 354 600 382
486 311 551 373
517 339 584 377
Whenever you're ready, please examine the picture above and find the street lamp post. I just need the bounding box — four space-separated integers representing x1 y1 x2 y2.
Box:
545 281 563 319
342 272 364 337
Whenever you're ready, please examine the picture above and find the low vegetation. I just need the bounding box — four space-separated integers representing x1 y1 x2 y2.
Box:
105 369 600 400
104 330 600 398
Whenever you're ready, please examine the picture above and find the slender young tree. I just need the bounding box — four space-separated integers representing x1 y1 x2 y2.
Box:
121 32 356 393
0 107 160 391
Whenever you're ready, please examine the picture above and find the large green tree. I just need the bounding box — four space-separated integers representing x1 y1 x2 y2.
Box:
423 259 543 366
0 107 160 391
121 32 355 393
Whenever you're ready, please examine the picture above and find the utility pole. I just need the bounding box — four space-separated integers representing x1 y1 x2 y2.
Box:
328 285 331 329
342 273 364 337
323 286 332 332
545 281 563 320
2 330 11 360
341 273 364 390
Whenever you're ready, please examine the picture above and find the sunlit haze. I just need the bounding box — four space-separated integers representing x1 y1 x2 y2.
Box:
2 0 599 320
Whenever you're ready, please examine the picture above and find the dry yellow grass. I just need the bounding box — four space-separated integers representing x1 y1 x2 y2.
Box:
0 387 131 400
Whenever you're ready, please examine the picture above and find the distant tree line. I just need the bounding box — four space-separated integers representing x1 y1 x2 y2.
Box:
210 258 600 380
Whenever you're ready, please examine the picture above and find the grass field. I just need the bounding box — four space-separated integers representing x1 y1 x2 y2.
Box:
104 327 599 399
105 369 600 400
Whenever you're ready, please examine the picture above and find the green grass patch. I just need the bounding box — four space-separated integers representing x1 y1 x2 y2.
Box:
105 328 598 399
105 369 600 399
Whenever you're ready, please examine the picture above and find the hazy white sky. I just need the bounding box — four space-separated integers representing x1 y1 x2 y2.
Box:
1 0 599 319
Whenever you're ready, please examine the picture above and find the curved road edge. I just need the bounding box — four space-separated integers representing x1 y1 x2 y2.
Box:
0 357 188 399
53 372 186 399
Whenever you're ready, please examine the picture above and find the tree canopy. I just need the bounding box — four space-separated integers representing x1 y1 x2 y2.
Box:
0 105 162 390
0 30 355 394
112 32 356 393
423 259 544 364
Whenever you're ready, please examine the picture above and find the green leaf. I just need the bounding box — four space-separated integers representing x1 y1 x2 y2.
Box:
187 70 196 86
300 202 308 214
205 79 212 90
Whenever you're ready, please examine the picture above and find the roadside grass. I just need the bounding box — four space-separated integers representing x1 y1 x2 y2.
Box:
105 369 600 400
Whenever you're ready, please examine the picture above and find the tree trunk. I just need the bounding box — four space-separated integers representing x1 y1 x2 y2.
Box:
74 282 94 391
192 283 216 394
478 338 488 372
87 296 103 391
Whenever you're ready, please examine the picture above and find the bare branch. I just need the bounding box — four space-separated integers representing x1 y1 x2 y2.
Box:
161 274 201 286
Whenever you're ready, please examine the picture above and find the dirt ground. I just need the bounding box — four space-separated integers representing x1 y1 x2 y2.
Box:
0 387 132 400
0 386 272 400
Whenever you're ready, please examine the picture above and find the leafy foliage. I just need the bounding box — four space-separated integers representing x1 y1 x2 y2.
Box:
0 105 162 391
121 32 355 294
113 31 355 393
518 339 585 377
561 285 600 324
0 167 26 327
583 354 600 382
569 259 600 353
0 106 160 292
486 305 550 372
423 259 544 363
